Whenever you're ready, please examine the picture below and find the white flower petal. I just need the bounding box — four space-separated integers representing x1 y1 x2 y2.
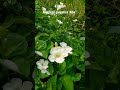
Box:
44 60 49 66
60 2 63 5
42 7 46 11
41 69 48 74
62 52 68 57
56 19 63 24
73 19 78 22
39 59 44 64
48 55 55 62
46 71 50 75
42 66 48 69
60 42 67 47
37 64 43 70
55 57 65 63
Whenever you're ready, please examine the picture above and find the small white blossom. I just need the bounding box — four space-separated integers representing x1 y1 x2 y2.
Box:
42 7 47 13
48 47 67 63
55 2 66 11
48 42 72 63
42 7 46 11
56 19 63 24
36 59 50 75
60 42 72 54
73 19 78 22
60 42 67 47
2 78 33 90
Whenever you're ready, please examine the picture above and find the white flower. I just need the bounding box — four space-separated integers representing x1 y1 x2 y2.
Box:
35 51 43 57
42 7 46 11
73 19 78 22
42 7 47 14
36 59 50 75
2 78 33 90
48 42 72 63
85 51 90 59
55 2 66 11
60 42 67 47
60 42 72 54
56 19 63 24
48 47 67 63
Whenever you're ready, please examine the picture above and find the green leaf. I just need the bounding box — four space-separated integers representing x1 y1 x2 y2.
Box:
35 40 47 50
48 63 54 75
72 73 81 81
40 51 48 59
47 75 57 90
80 53 85 62
57 79 62 90
60 74 74 90
58 62 66 75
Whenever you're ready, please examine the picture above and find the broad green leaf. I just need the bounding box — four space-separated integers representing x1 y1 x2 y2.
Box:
80 53 85 62
47 75 57 90
35 40 47 50
60 74 74 90
72 73 81 81
57 79 62 90
58 62 66 75
48 63 54 75
40 51 48 59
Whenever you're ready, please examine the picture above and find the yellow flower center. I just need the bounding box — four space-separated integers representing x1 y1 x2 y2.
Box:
55 53 61 58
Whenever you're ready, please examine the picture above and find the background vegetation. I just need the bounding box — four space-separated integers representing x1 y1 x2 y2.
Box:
86 0 120 90
0 0 34 89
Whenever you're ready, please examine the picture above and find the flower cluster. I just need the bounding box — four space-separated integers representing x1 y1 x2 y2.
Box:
48 42 72 63
35 42 72 75
55 2 66 11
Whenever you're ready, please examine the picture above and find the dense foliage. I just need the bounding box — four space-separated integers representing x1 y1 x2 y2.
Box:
34 0 85 90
